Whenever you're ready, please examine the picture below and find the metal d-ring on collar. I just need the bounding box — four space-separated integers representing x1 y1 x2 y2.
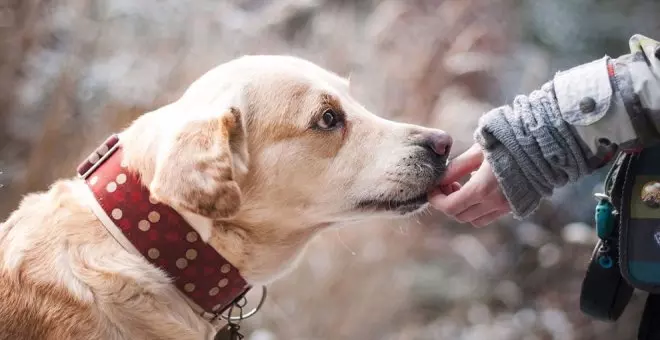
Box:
221 286 268 322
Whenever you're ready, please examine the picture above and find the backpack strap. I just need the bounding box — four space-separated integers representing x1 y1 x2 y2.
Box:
580 151 634 321
638 293 660 339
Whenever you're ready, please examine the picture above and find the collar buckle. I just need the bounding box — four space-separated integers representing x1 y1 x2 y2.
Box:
77 134 121 179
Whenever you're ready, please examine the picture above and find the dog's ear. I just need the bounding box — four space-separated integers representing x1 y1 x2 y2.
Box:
149 108 246 219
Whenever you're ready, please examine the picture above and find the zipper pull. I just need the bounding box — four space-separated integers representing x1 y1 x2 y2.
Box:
594 193 615 240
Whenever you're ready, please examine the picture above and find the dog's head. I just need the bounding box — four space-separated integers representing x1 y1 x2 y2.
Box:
120 56 451 278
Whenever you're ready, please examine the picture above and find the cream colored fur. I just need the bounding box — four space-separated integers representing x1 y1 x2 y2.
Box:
0 56 449 339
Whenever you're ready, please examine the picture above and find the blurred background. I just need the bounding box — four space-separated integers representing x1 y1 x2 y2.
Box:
1 0 660 339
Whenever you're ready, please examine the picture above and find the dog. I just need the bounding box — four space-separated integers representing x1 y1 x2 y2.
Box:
0 55 452 340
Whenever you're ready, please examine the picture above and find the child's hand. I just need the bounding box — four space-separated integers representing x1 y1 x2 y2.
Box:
428 144 510 227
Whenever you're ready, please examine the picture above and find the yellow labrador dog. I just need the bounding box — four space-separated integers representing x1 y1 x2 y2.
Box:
0 56 451 340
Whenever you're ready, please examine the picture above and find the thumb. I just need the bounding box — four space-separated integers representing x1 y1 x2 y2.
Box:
440 143 484 185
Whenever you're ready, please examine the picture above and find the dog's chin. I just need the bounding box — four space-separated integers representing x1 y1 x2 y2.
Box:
355 192 429 216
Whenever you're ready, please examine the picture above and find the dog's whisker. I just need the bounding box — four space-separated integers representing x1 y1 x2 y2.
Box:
335 228 357 256
397 223 409 235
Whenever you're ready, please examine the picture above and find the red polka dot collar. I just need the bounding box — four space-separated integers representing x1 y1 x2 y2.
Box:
77 135 250 320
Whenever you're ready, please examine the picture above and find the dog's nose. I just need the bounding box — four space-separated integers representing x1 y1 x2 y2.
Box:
424 131 452 157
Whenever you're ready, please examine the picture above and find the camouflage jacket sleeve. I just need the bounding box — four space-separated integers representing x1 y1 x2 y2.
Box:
473 35 660 219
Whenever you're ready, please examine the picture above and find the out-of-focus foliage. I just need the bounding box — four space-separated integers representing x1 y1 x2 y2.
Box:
1 0 659 339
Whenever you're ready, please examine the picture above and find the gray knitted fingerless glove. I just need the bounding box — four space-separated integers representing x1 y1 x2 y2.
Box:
474 82 592 218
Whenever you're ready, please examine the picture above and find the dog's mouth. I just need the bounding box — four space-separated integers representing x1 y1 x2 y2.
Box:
355 192 429 215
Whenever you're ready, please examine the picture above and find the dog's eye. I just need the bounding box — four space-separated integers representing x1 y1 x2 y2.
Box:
316 109 342 130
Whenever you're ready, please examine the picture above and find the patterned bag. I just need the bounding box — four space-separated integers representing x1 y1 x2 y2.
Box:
580 146 660 339
619 147 660 292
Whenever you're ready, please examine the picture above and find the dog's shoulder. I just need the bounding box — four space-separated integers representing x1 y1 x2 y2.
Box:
0 179 212 339
0 180 103 339
0 271 99 340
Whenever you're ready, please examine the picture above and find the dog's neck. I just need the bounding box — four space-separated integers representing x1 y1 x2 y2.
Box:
210 217 327 285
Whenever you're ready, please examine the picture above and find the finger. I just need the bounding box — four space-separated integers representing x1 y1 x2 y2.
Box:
440 144 484 185
436 182 462 195
436 165 499 215
429 185 480 216
454 203 499 223
428 183 466 214
471 210 508 228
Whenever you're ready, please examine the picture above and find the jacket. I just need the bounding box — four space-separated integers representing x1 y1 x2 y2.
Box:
475 34 660 218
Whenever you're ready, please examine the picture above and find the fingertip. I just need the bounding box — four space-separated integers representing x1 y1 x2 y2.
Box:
428 191 448 209
429 183 457 197
439 145 484 184
439 184 454 195
440 164 468 184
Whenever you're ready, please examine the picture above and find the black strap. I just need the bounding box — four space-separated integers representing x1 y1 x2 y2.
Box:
579 151 635 321
638 294 660 339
